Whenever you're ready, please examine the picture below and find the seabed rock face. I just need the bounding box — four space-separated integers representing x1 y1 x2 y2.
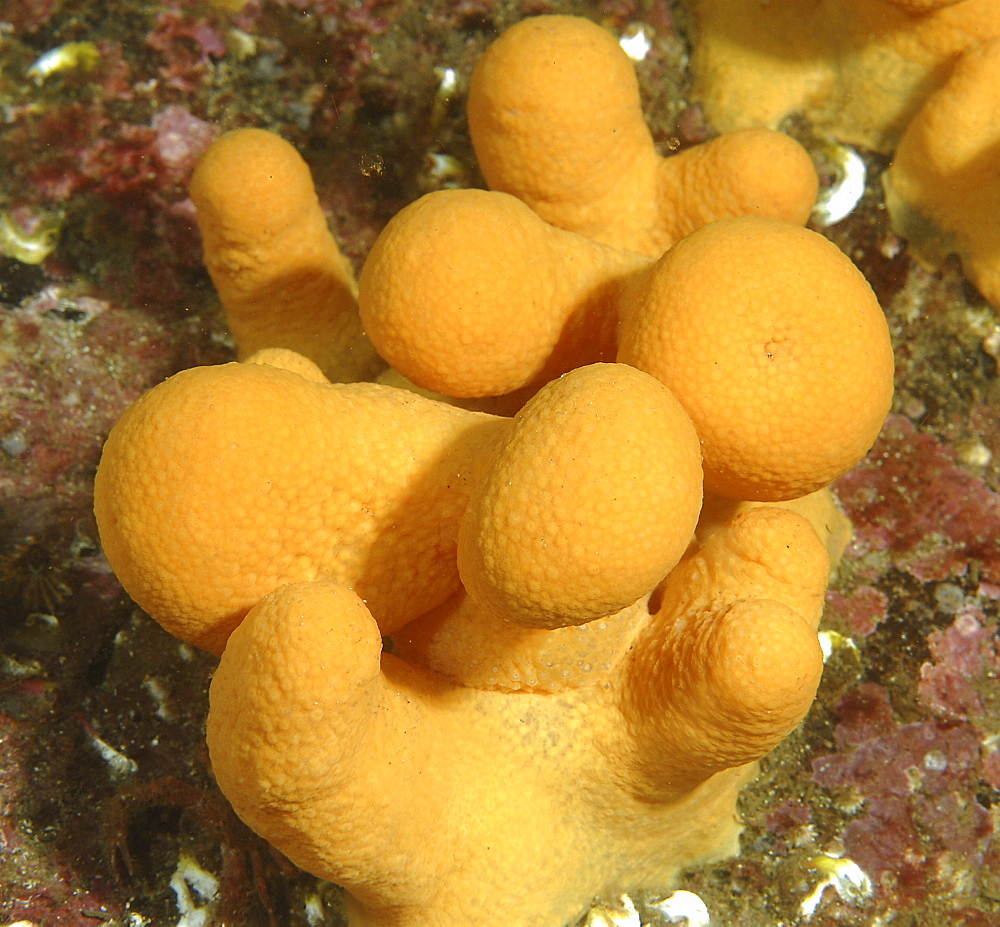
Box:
1 1 998 926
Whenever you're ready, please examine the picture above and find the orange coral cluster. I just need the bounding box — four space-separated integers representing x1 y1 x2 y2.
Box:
686 0 1000 305
687 0 1000 153
93 14 894 927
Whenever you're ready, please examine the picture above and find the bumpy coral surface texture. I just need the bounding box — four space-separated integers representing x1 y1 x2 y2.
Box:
688 0 1000 153
92 14 895 927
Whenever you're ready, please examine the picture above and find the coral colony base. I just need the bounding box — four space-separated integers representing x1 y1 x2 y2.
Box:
92 14 895 927
4 0 999 924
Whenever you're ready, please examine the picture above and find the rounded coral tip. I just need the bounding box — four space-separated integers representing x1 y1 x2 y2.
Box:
467 14 648 210
459 363 703 629
190 128 379 382
190 128 319 242
884 36 1000 307
618 216 894 501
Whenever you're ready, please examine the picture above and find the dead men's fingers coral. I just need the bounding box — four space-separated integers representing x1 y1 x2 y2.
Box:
466 14 818 256
357 188 647 397
95 329 838 925
93 356 504 654
190 128 381 381
617 216 895 501
884 36 1000 306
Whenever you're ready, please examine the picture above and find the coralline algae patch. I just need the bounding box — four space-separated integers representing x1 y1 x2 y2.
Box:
837 415 1000 589
807 374 1000 919
920 606 1000 744
814 683 995 911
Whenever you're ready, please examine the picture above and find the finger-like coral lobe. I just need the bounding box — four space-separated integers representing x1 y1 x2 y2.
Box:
467 14 818 256
191 128 381 381
884 37 1000 306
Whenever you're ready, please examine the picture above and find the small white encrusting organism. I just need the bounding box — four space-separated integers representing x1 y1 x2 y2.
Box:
799 853 873 920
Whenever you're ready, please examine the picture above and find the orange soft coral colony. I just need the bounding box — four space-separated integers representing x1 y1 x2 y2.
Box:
96 351 834 924
883 37 1000 306
466 14 818 257
687 0 1000 154
207 506 829 927
190 128 382 382
93 357 502 654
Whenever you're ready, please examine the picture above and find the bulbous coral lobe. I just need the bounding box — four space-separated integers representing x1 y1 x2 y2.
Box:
458 364 703 630
618 217 894 501
358 189 639 397
93 361 500 654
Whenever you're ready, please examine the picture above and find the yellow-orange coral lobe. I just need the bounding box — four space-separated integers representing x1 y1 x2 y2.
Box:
468 14 818 256
358 188 644 397
688 0 1000 153
618 217 895 501
459 364 703 629
94 360 500 653
884 36 1000 306
191 128 381 381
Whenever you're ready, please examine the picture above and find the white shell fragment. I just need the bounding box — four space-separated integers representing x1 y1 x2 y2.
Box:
800 853 874 919
88 730 138 779
648 889 711 926
619 24 653 62
583 894 641 927
26 41 100 84
818 629 860 663
812 143 867 226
